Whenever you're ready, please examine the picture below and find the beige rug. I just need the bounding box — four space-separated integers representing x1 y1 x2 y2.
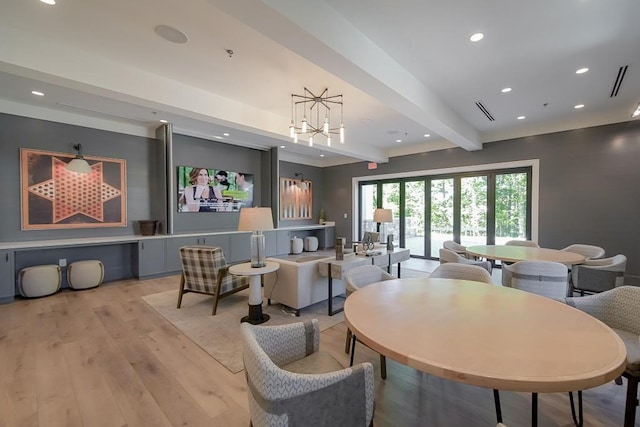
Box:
141 288 345 374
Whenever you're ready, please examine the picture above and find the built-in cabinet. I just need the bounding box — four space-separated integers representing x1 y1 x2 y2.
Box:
0 250 15 303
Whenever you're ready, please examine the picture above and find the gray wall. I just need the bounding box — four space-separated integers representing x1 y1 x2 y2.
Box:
323 121 640 281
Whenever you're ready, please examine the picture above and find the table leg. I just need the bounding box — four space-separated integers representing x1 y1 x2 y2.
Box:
241 274 269 324
397 262 402 278
327 263 344 316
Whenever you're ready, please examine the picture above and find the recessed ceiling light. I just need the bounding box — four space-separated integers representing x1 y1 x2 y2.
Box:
280 145 285 149
424 134 430 138
574 104 585 109
154 25 188 44
31 91 44 96
213 135 222 139
469 33 484 42
576 68 589 74
40 0 55 5
320 154 325 157
395 139 402 143
501 87 512 93
517 116 526 120
223 133 230 136
159 119 168 123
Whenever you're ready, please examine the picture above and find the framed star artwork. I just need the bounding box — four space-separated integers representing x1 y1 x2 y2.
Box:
20 148 127 230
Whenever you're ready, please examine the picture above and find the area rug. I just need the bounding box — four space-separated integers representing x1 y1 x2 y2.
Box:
141 288 345 374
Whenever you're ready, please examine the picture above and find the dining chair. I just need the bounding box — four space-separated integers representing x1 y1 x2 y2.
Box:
569 254 626 296
177 245 249 315
502 260 568 299
439 248 493 273
561 244 605 261
564 286 640 427
241 319 375 427
429 263 493 284
443 240 468 257
345 264 395 379
505 239 540 247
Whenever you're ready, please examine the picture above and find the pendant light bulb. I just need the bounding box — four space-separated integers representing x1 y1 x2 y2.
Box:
323 117 329 134
339 124 345 144
301 117 308 133
308 135 313 147
289 121 295 138
293 132 298 143
327 135 332 147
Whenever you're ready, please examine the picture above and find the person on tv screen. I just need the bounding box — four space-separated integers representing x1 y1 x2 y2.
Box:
234 172 254 207
214 170 231 191
182 168 223 212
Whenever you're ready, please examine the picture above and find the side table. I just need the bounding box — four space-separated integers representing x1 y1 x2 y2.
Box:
229 261 279 324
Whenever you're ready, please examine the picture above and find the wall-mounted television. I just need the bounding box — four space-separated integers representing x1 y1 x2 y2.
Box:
177 166 254 212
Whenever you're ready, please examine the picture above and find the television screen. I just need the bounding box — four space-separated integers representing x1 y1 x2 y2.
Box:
177 166 254 212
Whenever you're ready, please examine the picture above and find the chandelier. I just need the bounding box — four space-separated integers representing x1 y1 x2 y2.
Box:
289 88 344 147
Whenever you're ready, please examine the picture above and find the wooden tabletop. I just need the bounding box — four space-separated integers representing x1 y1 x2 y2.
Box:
466 245 585 265
344 278 626 393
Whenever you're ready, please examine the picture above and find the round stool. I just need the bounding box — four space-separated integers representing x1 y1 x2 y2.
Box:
18 265 61 298
68 260 104 290
304 236 319 252
291 237 303 254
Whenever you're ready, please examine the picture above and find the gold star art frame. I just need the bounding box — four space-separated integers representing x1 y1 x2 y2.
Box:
20 148 127 230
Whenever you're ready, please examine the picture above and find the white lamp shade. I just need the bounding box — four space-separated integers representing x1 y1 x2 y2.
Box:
238 207 274 232
373 208 393 223
66 158 92 174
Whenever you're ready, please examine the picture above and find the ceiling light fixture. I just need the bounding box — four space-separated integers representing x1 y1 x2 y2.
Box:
517 116 526 120
396 139 402 143
574 104 585 109
66 144 92 174
501 87 512 93
40 0 55 5
223 133 230 136
31 91 44 96
154 25 188 44
294 172 308 190
424 134 430 138
160 119 168 123
632 104 640 118
576 68 589 74
470 33 484 42
289 87 344 147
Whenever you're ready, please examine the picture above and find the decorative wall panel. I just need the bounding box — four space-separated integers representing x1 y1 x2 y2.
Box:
279 177 312 220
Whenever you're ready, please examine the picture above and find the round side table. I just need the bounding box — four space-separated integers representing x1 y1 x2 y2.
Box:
229 261 279 324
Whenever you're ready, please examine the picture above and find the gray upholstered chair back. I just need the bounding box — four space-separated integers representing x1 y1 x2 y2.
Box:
241 320 375 427
429 263 493 283
439 248 493 273
561 244 605 260
443 240 467 255
570 254 626 295
503 260 568 299
345 265 394 295
505 239 540 247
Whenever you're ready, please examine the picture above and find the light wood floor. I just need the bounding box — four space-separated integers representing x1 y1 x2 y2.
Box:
0 271 633 427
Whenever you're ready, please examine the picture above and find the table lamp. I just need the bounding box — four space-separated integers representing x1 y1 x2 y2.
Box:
238 207 274 268
373 208 393 240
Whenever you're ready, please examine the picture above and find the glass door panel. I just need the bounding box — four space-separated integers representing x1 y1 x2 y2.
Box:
460 176 488 247
381 183 400 246
359 184 378 239
495 172 528 244
430 178 454 257
404 180 425 256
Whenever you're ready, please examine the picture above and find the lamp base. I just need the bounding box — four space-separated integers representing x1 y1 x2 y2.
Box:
250 231 265 268
250 261 266 268
241 304 270 324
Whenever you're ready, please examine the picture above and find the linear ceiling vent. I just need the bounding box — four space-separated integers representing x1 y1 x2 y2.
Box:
610 65 628 97
475 101 495 121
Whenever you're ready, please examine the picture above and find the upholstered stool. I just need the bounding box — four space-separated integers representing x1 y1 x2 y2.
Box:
304 236 319 252
18 265 61 298
68 260 104 290
291 237 303 254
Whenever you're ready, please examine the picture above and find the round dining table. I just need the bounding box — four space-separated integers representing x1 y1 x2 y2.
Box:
466 244 585 265
344 278 626 425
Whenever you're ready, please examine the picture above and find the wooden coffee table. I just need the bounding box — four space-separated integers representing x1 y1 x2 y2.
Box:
344 278 626 425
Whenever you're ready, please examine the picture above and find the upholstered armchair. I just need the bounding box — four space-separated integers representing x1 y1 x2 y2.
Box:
505 239 540 247
561 244 605 260
345 265 395 379
569 254 626 296
502 260 568 299
429 263 493 284
564 286 640 427
439 248 493 273
177 245 249 315
443 240 468 257
241 319 375 427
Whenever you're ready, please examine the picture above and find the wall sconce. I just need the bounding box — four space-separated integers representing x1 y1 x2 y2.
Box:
294 172 308 190
66 144 92 173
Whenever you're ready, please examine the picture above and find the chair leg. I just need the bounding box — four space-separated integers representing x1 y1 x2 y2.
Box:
380 355 387 380
177 274 186 308
349 334 357 366
345 328 353 354
624 375 639 427
211 274 223 316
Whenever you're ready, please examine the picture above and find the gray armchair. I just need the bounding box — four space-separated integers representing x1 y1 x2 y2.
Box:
345 265 395 379
502 260 568 299
561 244 605 260
429 263 493 283
439 248 493 273
569 254 626 296
505 239 540 247
443 240 468 257
241 319 375 427
564 286 640 427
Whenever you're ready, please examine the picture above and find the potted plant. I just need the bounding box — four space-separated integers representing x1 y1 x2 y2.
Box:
318 208 326 224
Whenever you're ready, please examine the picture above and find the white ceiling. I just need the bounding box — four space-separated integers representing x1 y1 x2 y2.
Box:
1 0 638 167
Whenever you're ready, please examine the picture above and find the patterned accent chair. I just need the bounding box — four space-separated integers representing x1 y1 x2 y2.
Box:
569 254 627 296
429 263 493 284
561 244 605 261
344 265 395 379
564 286 640 427
177 245 249 315
241 319 375 427
439 248 493 273
502 260 568 299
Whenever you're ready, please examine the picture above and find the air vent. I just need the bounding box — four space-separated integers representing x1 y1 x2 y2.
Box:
610 65 628 97
475 101 495 121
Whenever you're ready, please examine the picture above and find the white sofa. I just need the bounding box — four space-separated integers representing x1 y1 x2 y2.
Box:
263 255 345 315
